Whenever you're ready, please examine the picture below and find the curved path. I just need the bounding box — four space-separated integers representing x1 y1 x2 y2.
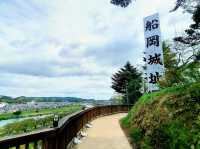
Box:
75 113 132 149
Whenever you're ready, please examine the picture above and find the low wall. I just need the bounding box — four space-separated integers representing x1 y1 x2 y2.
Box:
0 105 131 149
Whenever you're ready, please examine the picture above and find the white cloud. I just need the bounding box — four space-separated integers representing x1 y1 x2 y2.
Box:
0 0 193 100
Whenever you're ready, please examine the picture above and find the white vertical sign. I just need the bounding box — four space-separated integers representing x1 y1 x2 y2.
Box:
143 13 165 92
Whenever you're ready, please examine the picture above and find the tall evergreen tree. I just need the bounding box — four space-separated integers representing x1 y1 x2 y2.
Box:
126 79 142 104
111 62 142 104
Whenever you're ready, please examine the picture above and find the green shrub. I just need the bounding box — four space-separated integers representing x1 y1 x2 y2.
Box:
120 113 131 128
162 121 190 149
130 127 143 144
150 127 171 149
187 83 200 102
13 110 22 116
141 136 153 149
146 121 191 149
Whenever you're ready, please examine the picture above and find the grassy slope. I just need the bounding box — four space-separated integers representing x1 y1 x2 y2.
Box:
121 82 200 149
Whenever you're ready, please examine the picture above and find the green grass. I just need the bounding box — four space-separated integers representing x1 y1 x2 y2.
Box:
0 104 82 120
120 82 200 149
129 127 143 143
121 84 186 128
0 104 83 137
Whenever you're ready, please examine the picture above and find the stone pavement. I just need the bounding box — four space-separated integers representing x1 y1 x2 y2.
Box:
75 113 132 149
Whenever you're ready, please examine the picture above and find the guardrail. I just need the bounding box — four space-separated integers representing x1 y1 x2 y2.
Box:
0 105 131 149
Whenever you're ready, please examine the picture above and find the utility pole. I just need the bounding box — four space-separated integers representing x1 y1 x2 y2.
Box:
126 81 129 110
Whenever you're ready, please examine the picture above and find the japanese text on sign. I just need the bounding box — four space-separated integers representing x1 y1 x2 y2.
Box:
143 13 165 92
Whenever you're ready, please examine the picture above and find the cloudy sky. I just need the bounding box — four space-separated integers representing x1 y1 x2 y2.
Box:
0 0 192 100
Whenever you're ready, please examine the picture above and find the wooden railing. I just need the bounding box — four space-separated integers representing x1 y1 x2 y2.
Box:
0 105 131 149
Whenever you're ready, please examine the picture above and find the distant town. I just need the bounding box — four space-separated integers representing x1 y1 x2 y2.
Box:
0 95 112 114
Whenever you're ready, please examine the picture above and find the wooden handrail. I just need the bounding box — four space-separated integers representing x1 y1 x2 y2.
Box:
0 105 131 149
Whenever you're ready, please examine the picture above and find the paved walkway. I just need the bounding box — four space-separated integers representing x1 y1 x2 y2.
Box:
75 113 132 149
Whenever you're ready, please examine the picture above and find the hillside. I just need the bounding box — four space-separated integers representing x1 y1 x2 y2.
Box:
121 82 200 149
0 96 95 103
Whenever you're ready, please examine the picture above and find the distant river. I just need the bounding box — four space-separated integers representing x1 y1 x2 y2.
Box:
0 114 52 127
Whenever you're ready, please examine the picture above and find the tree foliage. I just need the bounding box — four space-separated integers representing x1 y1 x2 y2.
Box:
159 40 200 87
110 94 124 104
173 3 200 84
173 5 200 65
170 0 199 13
126 79 142 104
110 0 132 7
159 42 182 87
110 0 196 10
111 61 141 94
13 110 22 116
111 62 142 104
174 5 200 48
159 3 200 88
